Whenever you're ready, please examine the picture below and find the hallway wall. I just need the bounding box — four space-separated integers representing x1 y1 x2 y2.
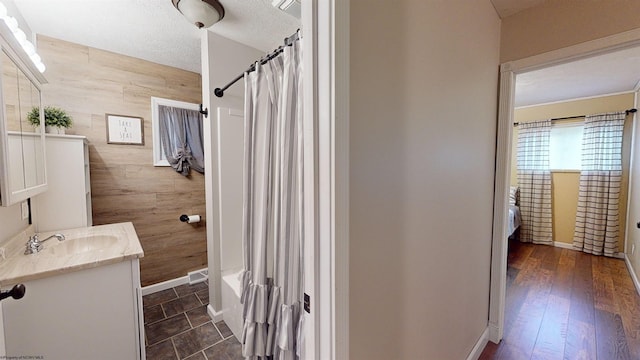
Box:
349 1 500 358
500 0 640 62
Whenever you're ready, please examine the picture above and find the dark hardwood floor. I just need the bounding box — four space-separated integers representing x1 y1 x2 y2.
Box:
480 239 640 360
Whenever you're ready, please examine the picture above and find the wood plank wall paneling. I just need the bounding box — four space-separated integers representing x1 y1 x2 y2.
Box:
37 35 205 286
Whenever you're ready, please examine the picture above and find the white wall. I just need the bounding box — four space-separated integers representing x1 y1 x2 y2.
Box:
202 31 262 311
217 108 243 272
349 1 500 359
626 90 640 286
0 205 27 244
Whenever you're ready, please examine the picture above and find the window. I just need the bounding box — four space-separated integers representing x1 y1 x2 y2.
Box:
549 123 583 170
151 97 199 167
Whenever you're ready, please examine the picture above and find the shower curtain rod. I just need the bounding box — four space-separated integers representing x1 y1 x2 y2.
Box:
513 108 637 126
213 30 301 98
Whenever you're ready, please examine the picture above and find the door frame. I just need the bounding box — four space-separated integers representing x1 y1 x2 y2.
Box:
489 28 640 343
302 0 350 358
624 89 640 297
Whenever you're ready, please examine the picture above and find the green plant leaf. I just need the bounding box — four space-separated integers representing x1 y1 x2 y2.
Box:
27 106 72 128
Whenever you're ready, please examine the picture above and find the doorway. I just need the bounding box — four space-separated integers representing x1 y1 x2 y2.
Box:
489 29 640 344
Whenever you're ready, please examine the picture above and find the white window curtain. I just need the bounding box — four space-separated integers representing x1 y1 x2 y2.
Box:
240 39 304 360
158 105 204 176
517 120 553 245
573 111 625 257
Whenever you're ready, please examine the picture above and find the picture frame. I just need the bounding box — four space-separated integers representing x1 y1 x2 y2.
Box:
106 114 144 145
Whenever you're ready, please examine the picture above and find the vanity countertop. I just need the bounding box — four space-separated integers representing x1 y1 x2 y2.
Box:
0 222 144 286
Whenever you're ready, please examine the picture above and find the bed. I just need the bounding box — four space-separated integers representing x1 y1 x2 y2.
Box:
508 186 521 238
508 205 521 238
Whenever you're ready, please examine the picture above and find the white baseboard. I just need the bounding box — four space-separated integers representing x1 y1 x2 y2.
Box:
207 304 224 323
467 327 489 360
553 241 625 258
141 268 209 296
553 241 574 250
624 254 640 297
141 276 189 296
188 268 209 285
488 322 501 344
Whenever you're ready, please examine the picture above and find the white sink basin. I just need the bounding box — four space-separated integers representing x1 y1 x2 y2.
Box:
0 222 143 287
41 235 119 256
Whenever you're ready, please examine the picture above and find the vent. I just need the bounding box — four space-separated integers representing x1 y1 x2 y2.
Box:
188 268 209 285
272 0 301 18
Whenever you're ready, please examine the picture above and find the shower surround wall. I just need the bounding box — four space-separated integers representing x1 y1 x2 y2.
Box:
201 32 262 318
36 35 205 286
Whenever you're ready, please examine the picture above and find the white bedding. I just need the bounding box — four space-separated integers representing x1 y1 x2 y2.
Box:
508 205 521 236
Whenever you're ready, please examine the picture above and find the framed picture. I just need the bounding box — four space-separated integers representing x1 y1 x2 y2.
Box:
106 114 144 145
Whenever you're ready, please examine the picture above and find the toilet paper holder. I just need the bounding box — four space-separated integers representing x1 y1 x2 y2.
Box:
180 214 201 224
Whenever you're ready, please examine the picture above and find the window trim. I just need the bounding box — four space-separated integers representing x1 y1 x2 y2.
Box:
151 97 199 167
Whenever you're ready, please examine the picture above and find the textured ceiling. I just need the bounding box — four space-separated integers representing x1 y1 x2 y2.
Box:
491 0 640 107
12 0 639 108
12 0 300 74
515 46 640 107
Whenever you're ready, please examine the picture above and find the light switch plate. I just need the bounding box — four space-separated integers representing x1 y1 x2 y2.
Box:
21 201 29 220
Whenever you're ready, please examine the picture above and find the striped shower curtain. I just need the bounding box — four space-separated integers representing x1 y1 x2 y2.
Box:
517 120 553 245
573 112 625 257
240 39 304 360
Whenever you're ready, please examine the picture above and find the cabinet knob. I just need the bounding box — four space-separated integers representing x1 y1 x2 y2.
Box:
0 284 25 301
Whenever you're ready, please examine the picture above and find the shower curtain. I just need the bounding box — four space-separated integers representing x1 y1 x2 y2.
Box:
239 39 304 360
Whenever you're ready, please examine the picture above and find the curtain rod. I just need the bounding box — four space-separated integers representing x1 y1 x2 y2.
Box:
213 30 301 98
513 108 637 126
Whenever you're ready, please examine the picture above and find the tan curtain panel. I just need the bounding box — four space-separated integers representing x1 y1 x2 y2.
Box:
517 120 553 245
573 112 625 257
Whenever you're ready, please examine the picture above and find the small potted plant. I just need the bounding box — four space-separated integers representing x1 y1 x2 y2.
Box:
27 106 72 134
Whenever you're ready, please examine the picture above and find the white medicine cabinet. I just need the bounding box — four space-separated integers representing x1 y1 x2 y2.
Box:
0 22 47 206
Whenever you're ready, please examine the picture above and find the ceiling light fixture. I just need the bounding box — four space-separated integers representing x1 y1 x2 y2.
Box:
172 0 225 29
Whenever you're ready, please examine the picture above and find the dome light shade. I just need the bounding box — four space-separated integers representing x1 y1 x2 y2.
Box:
172 0 225 29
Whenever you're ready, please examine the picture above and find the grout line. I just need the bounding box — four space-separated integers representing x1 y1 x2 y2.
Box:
202 337 229 355
145 313 191 347
161 302 168 320
148 318 214 347
170 337 180 360
185 310 194 329
213 321 224 340
146 285 231 357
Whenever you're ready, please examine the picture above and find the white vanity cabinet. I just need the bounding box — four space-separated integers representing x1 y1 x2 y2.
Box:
2 259 145 360
35 135 92 231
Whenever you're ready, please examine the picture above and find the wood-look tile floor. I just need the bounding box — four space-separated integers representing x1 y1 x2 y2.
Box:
480 239 640 360
143 282 242 359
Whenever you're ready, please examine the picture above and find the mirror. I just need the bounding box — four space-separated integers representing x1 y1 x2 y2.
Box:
0 42 47 206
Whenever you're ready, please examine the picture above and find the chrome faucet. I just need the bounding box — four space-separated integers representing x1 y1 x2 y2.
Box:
24 233 65 255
